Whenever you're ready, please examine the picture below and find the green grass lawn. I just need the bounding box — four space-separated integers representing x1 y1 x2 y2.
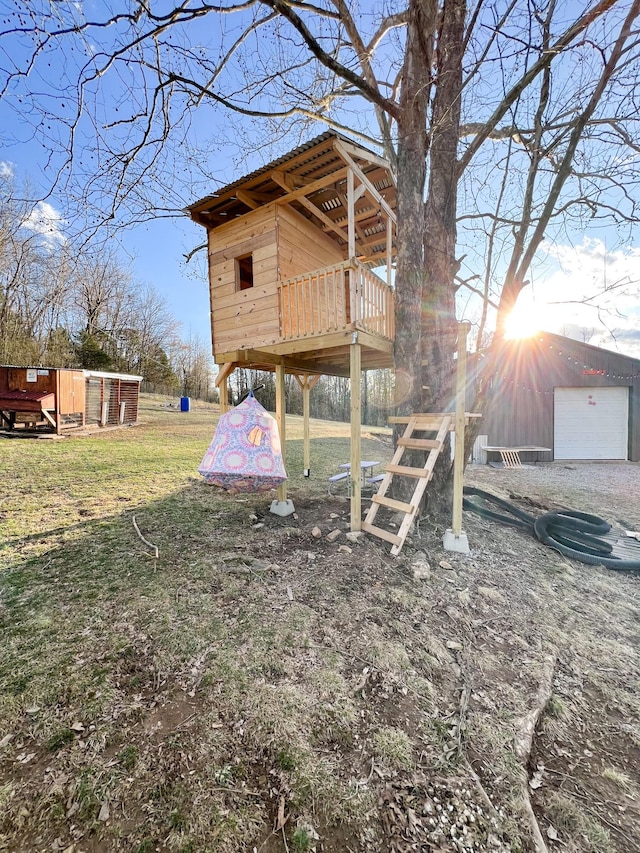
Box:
0 396 396 853
3 398 636 853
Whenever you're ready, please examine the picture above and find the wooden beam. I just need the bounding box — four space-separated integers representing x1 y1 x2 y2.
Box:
386 215 393 287
350 341 362 532
41 409 57 430
215 362 237 388
452 323 470 536
235 189 261 210
334 139 397 224
334 138 396 177
275 364 287 502
295 195 350 244
347 168 356 259
271 166 349 205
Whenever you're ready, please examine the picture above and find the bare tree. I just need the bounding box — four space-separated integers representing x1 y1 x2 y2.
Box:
2 0 639 496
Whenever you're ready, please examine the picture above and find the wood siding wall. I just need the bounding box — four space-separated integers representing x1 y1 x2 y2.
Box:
276 204 345 282
208 206 279 353
208 203 346 357
480 335 640 461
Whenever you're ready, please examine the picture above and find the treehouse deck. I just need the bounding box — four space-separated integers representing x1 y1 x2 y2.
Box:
214 258 395 376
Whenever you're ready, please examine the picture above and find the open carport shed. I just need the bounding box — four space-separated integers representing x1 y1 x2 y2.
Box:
0 365 143 434
481 333 640 462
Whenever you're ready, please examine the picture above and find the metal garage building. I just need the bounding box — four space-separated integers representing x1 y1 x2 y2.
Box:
480 332 640 462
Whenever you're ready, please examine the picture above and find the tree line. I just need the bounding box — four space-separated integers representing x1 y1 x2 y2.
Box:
0 172 213 397
229 368 394 428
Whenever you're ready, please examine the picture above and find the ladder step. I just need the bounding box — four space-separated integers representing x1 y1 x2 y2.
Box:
371 495 415 514
385 464 432 479
397 437 441 450
361 521 402 546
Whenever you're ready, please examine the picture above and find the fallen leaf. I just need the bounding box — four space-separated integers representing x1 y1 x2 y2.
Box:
529 767 545 789
439 559 454 570
0 733 14 748
70 721 85 733
546 824 559 840
275 794 288 831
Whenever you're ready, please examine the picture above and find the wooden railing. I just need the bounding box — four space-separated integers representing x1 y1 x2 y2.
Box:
350 263 395 340
278 260 394 341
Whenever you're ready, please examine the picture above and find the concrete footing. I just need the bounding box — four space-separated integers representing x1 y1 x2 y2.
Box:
443 528 470 554
269 499 296 517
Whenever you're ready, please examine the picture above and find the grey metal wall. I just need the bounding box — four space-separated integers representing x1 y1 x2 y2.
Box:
480 333 640 461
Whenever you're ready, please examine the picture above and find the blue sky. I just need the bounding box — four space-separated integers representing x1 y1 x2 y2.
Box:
1 0 639 358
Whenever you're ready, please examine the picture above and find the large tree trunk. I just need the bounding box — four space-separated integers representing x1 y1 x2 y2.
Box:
421 0 467 504
393 0 437 421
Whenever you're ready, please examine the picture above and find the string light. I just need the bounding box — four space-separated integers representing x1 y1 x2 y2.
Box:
488 334 640 395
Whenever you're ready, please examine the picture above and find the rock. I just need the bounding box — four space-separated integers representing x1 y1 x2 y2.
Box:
311 526 322 538
252 522 264 530
478 586 506 604
327 529 341 542
338 545 352 554
345 531 363 544
446 640 463 650
457 589 471 606
439 559 454 570
412 559 431 580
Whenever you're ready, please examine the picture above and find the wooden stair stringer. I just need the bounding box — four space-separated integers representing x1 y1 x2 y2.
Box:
363 414 452 556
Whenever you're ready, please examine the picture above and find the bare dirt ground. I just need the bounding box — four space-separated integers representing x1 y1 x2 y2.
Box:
1 445 639 853
243 461 640 853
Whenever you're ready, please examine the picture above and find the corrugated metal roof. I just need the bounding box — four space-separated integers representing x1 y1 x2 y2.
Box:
186 130 383 212
83 370 143 382
0 390 54 401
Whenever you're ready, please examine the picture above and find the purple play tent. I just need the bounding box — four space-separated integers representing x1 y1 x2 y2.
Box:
198 393 287 493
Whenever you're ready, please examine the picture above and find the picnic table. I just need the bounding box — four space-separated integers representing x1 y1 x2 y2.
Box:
484 446 552 469
328 460 381 492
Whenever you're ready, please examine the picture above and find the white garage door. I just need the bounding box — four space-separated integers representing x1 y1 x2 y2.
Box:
554 387 629 460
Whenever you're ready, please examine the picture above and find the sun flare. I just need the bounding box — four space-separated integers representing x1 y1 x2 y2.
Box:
504 304 542 340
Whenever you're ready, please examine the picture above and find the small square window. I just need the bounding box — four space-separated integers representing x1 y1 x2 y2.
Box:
236 254 254 291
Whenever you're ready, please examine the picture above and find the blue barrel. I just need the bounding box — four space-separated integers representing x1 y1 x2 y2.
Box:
180 396 191 412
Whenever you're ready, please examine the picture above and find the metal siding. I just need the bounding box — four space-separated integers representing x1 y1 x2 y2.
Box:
482 334 640 461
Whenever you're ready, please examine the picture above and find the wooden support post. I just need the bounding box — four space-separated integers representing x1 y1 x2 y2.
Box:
444 322 471 553
386 215 393 288
276 364 287 503
350 339 362 532
219 377 229 414
216 363 236 414
55 369 62 435
347 167 356 259
294 374 320 477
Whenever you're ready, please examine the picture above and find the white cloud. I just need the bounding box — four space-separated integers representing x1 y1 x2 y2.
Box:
22 201 67 250
0 161 14 178
515 238 640 358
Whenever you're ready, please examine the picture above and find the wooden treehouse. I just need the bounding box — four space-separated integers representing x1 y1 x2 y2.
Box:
189 132 473 553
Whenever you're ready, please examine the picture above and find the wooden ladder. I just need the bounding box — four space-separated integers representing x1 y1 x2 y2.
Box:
362 413 453 556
